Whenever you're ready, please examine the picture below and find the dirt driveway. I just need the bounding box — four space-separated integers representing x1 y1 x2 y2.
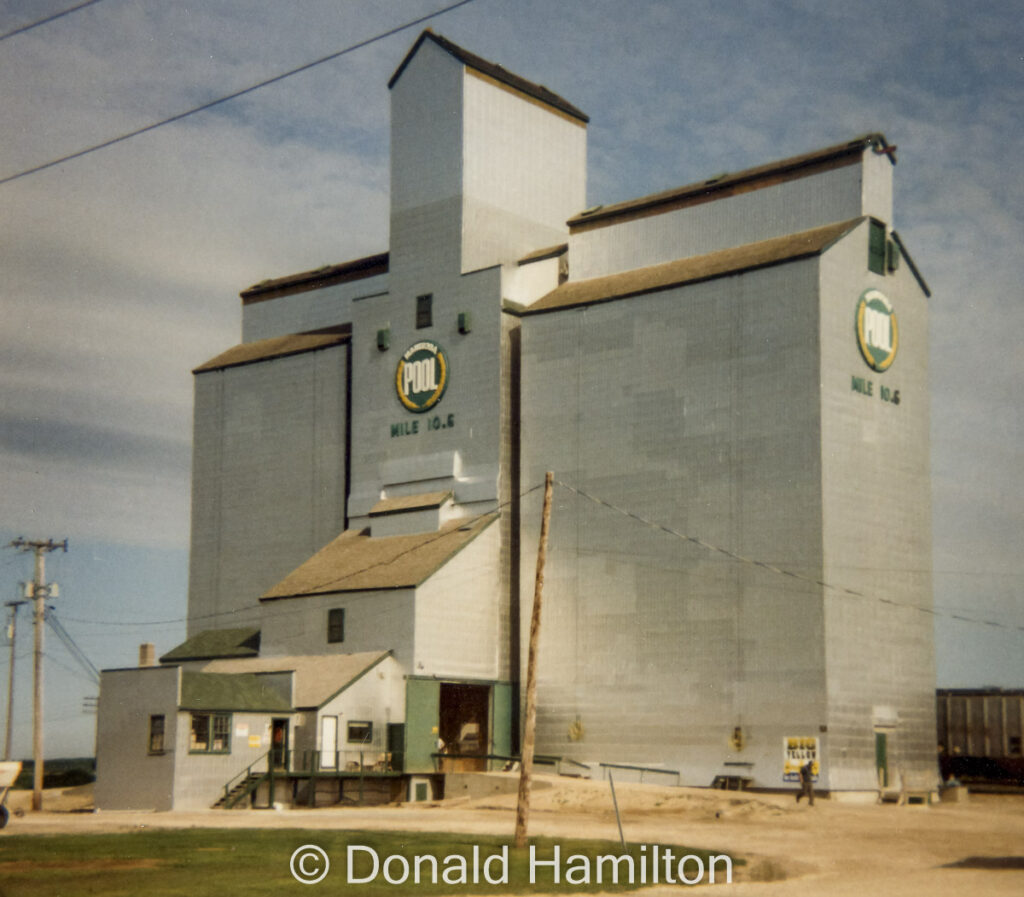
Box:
4 778 1023 895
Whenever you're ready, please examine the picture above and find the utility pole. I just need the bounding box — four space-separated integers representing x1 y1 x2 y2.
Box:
3 600 26 761
8 538 67 812
514 471 553 850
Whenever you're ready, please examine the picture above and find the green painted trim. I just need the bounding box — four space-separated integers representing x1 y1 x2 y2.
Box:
404 678 441 774
491 681 512 760
186 710 234 754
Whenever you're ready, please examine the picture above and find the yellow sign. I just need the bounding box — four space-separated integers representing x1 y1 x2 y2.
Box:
783 736 819 782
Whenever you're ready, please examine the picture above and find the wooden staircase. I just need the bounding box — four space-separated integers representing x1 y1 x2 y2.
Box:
212 772 267 809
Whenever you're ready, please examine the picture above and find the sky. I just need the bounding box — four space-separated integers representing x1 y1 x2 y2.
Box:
0 0 1021 759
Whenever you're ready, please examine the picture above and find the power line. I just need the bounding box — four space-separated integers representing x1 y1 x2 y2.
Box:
44 610 100 685
306 481 544 595
554 479 1024 635
0 0 107 43
0 0 480 187
51 476 1024 639
42 650 96 686
55 480 548 630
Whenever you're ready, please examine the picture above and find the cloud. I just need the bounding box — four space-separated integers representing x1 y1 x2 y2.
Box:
0 0 1020 695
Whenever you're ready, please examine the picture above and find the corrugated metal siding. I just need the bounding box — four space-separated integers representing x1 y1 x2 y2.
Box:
461 68 585 273
415 520 503 680
186 343 349 633
520 259 829 787
818 221 935 790
569 162 875 282
242 274 387 342
260 590 416 670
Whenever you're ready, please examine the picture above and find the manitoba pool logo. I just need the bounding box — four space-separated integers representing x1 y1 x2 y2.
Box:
396 340 449 412
855 289 899 372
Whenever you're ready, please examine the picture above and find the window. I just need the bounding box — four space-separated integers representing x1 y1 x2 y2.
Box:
347 720 373 744
415 293 433 329
190 712 231 753
868 220 886 275
327 608 345 644
148 714 165 754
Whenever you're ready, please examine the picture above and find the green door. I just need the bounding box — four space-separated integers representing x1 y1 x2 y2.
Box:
875 731 888 787
491 682 512 765
405 678 441 773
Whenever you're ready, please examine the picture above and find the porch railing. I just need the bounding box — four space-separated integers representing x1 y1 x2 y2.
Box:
220 750 272 809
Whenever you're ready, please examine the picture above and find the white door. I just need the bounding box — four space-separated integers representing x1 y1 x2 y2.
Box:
320 716 338 769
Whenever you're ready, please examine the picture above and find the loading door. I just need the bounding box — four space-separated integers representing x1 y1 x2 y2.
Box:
439 683 490 772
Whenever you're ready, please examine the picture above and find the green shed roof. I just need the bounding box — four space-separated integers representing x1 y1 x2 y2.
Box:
160 628 261 663
180 671 291 712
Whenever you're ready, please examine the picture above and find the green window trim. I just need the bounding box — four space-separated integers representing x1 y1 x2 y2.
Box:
189 711 232 754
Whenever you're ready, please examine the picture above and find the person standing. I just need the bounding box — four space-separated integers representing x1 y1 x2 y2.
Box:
796 760 815 805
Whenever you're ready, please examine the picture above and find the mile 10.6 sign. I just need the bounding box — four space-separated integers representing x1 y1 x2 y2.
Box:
855 288 898 372
395 340 449 412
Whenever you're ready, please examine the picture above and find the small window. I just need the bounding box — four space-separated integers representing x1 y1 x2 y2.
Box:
327 608 345 644
1010 735 1022 756
190 712 231 753
347 720 373 744
415 293 433 329
148 714 165 754
868 220 886 275
212 714 231 752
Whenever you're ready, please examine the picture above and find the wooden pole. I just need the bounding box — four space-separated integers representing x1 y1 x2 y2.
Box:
3 601 25 762
514 471 554 849
8 537 67 812
31 548 46 812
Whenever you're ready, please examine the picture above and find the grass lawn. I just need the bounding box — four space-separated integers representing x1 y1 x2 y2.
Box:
0 829 738 895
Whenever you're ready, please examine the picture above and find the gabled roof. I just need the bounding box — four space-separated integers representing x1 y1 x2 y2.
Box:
180 671 290 712
370 491 452 517
261 512 498 600
389 30 588 124
161 628 261 663
241 252 389 304
200 651 392 709
518 243 568 266
519 218 863 316
568 134 895 233
193 327 350 374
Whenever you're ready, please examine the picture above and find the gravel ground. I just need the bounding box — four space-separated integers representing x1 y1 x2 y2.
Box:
3 777 1023 895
